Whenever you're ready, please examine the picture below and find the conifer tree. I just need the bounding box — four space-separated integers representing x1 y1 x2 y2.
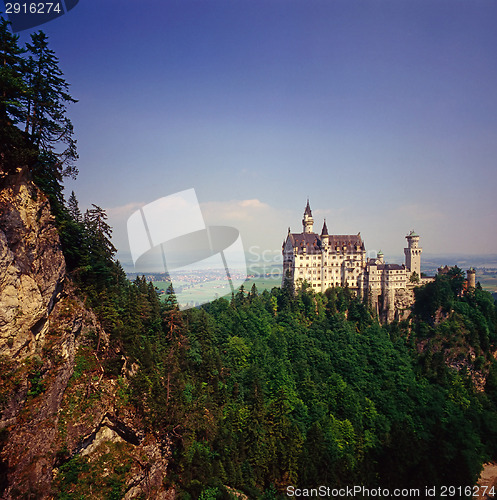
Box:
0 17 33 173
24 31 78 178
1 18 77 188
0 17 25 125
84 204 116 259
249 283 258 301
67 190 81 222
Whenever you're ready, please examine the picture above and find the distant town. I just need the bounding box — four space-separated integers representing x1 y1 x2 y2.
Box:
126 255 497 299
126 269 257 291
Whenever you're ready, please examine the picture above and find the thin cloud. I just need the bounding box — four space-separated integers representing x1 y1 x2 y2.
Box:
106 201 145 219
201 199 271 223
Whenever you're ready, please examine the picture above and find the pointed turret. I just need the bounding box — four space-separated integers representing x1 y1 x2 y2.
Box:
321 219 329 247
304 199 312 217
302 199 314 233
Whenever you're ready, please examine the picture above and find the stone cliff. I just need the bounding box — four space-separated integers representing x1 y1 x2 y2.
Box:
0 171 65 358
0 172 172 499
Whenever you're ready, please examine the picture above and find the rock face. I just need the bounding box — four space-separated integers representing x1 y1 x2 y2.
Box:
0 173 172 499
375 287 415 323
0 172 65 359
393 288 415 322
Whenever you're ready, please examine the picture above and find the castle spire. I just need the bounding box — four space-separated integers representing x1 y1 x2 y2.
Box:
321 218 329 247
321 219 328 236
302 199 314 233
304 198 312 217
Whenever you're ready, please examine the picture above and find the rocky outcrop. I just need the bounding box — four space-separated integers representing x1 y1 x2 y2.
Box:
0 174 172 499
393 288 415 322
0 171 65 359
375 287 415 323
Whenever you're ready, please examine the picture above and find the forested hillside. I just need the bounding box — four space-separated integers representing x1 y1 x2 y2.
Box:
43 188 497 498
53 227 497 498
129 280 497 498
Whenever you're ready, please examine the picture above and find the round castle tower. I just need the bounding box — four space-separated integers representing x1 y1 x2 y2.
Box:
404 230 422 277
467 268 476 289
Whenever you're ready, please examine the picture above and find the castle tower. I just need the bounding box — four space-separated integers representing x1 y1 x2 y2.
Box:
377 250 384 263
302 199 314 234
467 268 476 289
404 230 422 277
321 219 329 247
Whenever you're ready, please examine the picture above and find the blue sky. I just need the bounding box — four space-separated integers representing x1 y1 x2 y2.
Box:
15 0 497 269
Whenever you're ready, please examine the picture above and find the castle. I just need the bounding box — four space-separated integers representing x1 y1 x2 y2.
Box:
282 200 435 321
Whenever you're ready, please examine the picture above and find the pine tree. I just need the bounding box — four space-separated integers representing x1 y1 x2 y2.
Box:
234 284 246 307
0 17 25 125
0 17 34 173
249 283 258 301
84 204 116 259
24 31 78 178
1 20 78 193
67 190 82 223
164 283 178 310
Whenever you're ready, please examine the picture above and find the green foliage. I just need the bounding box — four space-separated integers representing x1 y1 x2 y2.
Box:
58 455 89 487
129 281 494 496
1 17 77 175
54 442 132 500
410 271 420 283
72 348 95 380
84 205 117 260
24 31 77 174
27 369 45 397
0 18 38 173
0 18 25 122
45 215 497 498
24 356 46 398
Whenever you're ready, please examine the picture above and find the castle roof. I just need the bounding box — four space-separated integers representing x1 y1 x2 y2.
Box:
378 263 405 271
288 232 364 255
321 220 329 236
366 260 405 271
304 199 312 217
